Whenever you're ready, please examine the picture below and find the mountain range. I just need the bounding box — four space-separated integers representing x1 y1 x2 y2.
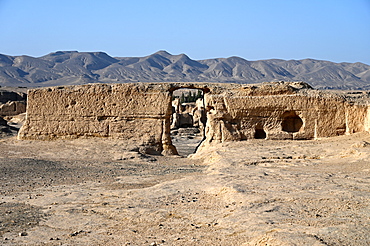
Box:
1 50 369 89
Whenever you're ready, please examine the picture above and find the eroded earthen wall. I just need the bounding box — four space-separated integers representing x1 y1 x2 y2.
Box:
0 101 26 117
18 82 370 155
18 83 174 154
202 85 369 145
18 82 223 155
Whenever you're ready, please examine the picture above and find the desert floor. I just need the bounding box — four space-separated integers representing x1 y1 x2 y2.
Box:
0 132 369 245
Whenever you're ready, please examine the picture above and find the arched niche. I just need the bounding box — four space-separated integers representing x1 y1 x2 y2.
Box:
254 128 267 139
281 110 303 133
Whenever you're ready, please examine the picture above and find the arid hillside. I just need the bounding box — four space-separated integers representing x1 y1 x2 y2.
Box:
1 51 369 89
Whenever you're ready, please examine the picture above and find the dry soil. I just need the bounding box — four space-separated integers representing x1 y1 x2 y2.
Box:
0 132 369 245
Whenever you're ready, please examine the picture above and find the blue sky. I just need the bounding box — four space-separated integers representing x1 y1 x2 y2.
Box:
0 0 369 64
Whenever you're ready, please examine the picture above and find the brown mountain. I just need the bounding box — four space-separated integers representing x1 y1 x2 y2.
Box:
0 50 369 89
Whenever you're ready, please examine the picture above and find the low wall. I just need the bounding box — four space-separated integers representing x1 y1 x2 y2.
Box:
0 101 26 117
18 82 370 155
0 90 27 117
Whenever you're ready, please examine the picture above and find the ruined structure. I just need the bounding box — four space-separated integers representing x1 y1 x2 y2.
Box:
18 82 370 155
0 90 27 117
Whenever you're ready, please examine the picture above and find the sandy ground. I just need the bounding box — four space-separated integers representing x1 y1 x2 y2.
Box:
0 132 369 245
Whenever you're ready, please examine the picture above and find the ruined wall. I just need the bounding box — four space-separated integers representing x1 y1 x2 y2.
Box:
0 90 27 117
18 82 222 155
18 83 174 154
202 83 369 144
18 82 370 155
0 101 26 117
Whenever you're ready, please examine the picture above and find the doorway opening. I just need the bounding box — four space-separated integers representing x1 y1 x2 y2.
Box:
170 88 206 156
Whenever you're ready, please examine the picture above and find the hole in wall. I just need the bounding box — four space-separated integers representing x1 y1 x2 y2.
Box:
97 116 108 121
170 88 206 156
254 128 267 139
336 124 346 135
281 110 303 133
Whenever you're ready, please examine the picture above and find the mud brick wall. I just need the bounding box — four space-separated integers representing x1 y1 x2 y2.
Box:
18 83 173 154
19 82 370 154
